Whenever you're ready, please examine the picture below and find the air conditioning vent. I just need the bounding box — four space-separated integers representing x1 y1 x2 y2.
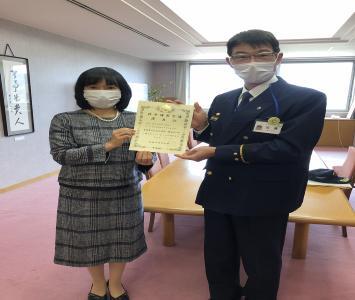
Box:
65 0 169 47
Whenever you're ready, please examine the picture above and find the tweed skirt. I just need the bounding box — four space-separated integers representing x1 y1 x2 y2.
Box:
54 183 147 267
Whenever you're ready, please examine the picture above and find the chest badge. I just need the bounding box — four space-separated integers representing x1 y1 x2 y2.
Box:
267 117 281 126
253 117 283 135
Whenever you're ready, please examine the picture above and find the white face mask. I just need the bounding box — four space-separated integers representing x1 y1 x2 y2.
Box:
84 89 121 109
232 60 277 84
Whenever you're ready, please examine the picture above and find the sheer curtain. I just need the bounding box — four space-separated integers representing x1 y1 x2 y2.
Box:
175 62 189 104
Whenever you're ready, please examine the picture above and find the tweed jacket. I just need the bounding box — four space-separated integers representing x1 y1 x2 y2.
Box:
49 110 146 188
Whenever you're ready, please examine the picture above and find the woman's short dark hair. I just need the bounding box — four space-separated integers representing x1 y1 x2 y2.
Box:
227 29 280 56
75 67 132 111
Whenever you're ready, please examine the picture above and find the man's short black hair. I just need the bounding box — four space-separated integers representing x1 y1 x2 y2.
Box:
75 67 132 111
227 29 280 56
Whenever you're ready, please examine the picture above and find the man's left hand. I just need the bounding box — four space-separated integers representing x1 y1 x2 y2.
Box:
176 146 216 162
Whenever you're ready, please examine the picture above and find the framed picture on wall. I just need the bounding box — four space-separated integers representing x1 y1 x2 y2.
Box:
0 55 34 136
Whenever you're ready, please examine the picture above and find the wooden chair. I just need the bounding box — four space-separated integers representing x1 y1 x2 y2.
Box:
144 156 162 232
157 153 170 168
333 146 355 237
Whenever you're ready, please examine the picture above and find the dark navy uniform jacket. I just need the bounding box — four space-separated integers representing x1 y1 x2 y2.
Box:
195 77 327 216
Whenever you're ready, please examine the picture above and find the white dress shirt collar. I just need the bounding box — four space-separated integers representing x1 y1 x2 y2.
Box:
239 75 278 103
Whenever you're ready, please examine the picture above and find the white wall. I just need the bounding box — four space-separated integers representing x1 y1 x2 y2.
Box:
0 19 152 188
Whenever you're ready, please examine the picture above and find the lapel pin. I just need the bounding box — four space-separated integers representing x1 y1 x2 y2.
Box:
267 117 281 125
210 112 221 121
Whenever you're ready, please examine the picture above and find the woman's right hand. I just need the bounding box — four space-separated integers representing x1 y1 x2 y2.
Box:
105 128 135 152
165 99 208 131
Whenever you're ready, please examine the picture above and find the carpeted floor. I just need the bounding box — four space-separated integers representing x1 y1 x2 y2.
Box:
0 176 354 300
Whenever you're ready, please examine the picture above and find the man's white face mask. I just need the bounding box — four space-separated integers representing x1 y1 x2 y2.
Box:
84 89 121 109
232 58 278 85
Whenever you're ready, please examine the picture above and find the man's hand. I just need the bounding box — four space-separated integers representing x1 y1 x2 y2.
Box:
135 151 153 165
192 102 208 131
176 146 216 162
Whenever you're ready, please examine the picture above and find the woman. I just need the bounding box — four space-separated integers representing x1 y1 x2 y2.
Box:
49 67 153 300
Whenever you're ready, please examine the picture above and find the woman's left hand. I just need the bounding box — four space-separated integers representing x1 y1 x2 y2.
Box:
135 151 153 165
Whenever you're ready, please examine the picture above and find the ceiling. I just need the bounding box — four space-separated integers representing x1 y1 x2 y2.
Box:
0 0 354 61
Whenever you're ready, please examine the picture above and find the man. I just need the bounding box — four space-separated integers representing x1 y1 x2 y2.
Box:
178 29 326 300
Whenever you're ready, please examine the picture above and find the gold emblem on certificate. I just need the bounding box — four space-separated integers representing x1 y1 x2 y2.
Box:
129 101 194 154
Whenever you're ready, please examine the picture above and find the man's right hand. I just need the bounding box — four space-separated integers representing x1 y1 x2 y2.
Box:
192 102 208 131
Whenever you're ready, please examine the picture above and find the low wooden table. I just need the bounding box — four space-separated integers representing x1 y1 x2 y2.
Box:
142 151 355 259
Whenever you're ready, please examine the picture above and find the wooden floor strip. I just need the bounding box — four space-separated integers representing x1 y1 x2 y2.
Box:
0 170 59 194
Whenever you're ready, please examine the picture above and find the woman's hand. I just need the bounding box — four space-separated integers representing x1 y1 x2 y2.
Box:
176 146 215 162
135 151 153 165
105 128 135 151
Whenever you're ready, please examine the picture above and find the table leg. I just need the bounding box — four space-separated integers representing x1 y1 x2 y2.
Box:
163 213 175 246
292 223 309 259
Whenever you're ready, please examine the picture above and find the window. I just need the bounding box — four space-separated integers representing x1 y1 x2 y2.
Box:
279 61 354 111
189 64 243 109
189 61 355 112
126 83 148 112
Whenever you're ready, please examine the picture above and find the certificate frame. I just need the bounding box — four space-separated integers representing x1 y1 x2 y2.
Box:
0 55 34 136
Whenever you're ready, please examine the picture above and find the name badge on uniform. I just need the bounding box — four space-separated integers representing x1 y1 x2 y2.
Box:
253 117 283 135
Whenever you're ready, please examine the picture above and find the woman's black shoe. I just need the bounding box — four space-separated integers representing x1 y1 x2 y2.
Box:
109 291 129 300
108 284 129 300
88 284 108 300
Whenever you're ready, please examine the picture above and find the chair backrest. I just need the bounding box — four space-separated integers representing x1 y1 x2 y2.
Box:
317 119 355 147
146 155 162 179
333 146 355 183
157 153 170 168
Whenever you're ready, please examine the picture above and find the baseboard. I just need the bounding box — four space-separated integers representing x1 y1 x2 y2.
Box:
0 170 60 194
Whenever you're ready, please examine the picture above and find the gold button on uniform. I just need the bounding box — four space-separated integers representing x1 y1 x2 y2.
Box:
228 177 232 181
210 132 213 136
207 171 213 175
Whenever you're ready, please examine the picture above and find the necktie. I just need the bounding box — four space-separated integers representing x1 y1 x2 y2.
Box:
238 92 252 108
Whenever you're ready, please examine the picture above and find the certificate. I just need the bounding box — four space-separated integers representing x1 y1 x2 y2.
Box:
129 101 194 154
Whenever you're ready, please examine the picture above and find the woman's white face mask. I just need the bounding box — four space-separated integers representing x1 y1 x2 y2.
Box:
232 58 278 84
84 89 121 109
